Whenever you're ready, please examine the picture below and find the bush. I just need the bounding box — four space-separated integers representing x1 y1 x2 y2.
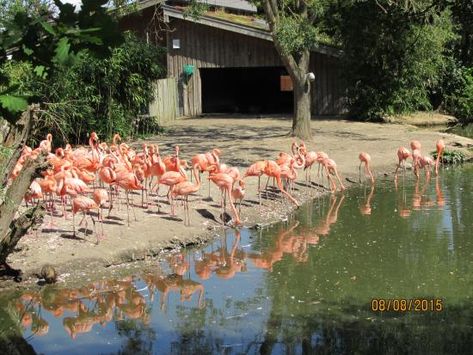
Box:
431 149 466 164
441 62 473 123
330 1 456 120
2 32 165 145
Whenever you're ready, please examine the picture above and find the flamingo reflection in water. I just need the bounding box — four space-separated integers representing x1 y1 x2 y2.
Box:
360 185 375 216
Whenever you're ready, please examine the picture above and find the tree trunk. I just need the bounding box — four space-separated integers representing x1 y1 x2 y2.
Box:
1 105 38 186
0 105 49 279
0 156 48 263
291 78 312 140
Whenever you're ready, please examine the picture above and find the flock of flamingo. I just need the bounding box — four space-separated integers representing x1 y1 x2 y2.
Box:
8 131 446 243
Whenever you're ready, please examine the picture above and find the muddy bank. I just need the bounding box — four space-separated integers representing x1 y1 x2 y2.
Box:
3 117 473 290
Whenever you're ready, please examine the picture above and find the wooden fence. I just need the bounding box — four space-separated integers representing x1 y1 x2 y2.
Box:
148 78 179 125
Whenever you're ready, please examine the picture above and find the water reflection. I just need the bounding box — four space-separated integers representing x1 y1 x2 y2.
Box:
3 166 473 353
359 185 375 216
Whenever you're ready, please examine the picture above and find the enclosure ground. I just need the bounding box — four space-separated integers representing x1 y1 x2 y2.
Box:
4 117 473 289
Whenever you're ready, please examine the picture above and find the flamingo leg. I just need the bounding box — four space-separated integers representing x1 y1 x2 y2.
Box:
108 186 114 217
359 162 362 183
258 175 262 206
227 189 241 225
186 195 190 226
333 168 346 191
275 175 299 206
125 190 131 226
72 212 76 237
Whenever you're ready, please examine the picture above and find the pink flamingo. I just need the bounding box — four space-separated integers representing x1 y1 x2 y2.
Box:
171 167 201 225
231 180 246 213
93 189 109 238
71 196 100 244
158 165 187 215
208 172 241 225
394 147 411 175
263 160 299 206
322 158 345 192
358 152 374 184
243 161 266 205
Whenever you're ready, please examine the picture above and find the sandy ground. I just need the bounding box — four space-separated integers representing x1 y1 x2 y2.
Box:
4 117 473 288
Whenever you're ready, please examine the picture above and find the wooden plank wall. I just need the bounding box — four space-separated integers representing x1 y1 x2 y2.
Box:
168 18 347 116
149 78 179 125
309 53 347 116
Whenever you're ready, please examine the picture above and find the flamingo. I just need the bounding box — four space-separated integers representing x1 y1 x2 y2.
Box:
410 140 421 151
158 165 187 215
231 180 246 213
208 172 241 225
71 196 100 244
435 138 445 175
93 189 109 238
394 147 411 176
321 158 345 192
263 160 299 206
412 149 422 179
116 166 144 225
243 160 266 204
358 152 374 184
171 167 201 225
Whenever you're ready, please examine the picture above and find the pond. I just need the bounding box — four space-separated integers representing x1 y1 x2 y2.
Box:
1 165 473 354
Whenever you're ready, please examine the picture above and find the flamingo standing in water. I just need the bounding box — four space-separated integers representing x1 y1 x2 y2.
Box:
321 158 345 192
394 147 411 176
358 152 375 184
435 138 445 175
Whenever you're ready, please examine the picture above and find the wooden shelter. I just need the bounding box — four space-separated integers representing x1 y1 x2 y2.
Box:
122 1 347 119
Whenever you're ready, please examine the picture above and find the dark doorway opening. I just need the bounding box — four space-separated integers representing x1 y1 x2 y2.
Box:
200 67 293 114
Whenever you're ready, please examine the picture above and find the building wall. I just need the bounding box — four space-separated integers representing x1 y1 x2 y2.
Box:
166 18 347 116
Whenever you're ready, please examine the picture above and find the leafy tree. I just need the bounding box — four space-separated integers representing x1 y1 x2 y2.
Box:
327 0 454 120
0 0 123 278
0 0 122 124
258 0 329 140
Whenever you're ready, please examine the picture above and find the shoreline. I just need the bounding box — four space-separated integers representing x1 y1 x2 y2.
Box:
3 117 473 291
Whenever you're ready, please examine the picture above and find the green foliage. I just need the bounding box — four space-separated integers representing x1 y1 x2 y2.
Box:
29 32 165 144
441 63 473 123
327 0 456 120
448 0 473 67
431 149 465 164
182 0 209 21
0 0 123 124
275 16 319 56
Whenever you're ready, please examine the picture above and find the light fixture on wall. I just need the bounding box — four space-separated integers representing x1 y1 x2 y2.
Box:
172 39 180 49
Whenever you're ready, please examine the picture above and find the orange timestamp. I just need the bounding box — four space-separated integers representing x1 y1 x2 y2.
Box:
370 298 444 312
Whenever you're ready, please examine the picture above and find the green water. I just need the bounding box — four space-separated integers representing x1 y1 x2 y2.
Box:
1 165 473 354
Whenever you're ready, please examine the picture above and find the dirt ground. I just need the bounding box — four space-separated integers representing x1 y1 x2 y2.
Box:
5 117 473 288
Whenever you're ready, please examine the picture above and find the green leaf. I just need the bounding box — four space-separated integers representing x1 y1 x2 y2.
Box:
40 20 56 35
0 95 28 113
54 37 71 65
22 45 33 56
34 65 47 78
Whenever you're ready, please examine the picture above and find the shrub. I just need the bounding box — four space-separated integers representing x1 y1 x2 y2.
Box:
441 63 473 123
2 32 165 145
431 149 466 164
